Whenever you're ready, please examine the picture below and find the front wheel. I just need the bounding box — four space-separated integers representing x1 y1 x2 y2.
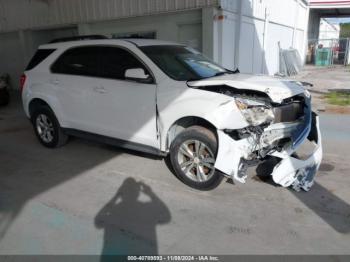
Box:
170 126 223 190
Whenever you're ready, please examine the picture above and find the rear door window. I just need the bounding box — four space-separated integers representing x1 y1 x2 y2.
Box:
51 47 100 77
26 49 56 71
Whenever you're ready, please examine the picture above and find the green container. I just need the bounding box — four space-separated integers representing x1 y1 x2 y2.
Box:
315 48 332 66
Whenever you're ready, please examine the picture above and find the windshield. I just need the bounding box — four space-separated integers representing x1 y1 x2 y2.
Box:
140 45 230 81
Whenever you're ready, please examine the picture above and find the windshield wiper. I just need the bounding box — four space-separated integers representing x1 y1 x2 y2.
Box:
214 72 227 77
188 72 229 82
187 77 202 82
212 68 240 77
187 68 240 82
225 68 240 74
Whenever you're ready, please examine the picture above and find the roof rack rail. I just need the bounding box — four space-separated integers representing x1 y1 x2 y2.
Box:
49 35 108 44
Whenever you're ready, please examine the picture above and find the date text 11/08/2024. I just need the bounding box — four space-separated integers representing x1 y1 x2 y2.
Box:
127 255 220 261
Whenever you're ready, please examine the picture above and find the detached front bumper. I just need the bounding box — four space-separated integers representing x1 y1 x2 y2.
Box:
214 113 323 192
269 113 322 191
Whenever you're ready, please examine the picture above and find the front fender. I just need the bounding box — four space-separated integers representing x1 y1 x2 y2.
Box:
158 88 249 151
205 100 249 130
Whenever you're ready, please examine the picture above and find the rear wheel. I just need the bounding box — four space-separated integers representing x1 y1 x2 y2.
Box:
170 126 223 190
31 106 68 148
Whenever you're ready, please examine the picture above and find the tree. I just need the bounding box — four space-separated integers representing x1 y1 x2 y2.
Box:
340 23 350 38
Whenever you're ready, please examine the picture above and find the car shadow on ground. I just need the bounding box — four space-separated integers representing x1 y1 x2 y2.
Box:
0 136 120 240
255 158 350 234
94 177 171 261
0 94 168 243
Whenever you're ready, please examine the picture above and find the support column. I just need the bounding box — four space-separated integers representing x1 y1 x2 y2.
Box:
234 0 243 69
202 7 218 60
292 0 299 48
262 7 270 74
302 3 310 65
308 9 321 41
18 30 37 69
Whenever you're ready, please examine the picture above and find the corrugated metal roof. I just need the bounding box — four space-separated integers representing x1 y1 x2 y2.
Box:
309 0 350 8
0 0 219 33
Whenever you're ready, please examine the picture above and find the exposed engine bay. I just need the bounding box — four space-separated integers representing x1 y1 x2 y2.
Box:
191 84 322 192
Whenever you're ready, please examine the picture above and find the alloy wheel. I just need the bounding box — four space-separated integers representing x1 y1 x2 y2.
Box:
36 114 55 143
177 140 216 182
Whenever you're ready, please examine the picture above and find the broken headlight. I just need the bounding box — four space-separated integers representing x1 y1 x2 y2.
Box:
235 98 275 126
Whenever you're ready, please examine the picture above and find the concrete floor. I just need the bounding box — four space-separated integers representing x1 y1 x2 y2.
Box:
292 65 350 113
0 94 350 256
292 65 350 93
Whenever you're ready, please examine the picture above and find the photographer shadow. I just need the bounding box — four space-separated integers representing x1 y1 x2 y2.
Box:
95 178 171 260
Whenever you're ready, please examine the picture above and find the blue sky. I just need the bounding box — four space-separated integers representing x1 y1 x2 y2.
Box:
326 17 350 24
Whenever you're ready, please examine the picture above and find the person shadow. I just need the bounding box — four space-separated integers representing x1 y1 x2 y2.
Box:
95 178 171 261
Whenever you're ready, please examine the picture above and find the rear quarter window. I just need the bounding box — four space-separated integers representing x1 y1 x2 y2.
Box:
26 49 56 71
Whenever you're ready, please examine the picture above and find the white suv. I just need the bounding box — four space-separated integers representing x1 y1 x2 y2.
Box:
21 38 322 191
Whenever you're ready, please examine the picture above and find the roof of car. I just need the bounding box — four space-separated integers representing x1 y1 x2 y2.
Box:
126 39 183 47
39 38 183 49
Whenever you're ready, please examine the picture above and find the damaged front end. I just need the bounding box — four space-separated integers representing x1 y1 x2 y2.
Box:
269 112 322 192
214 92 323 192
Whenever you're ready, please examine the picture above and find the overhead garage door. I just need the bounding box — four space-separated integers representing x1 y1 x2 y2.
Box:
178 23 203 51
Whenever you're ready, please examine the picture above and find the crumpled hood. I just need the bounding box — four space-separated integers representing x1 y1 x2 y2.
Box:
187 73 306 103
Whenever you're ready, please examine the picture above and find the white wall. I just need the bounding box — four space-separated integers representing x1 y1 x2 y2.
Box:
84 10 202 48
216 0 309 75
319 18 340 40
318 18 340 48
0 0 214 88
0 0 218 33
0 9 203 88
0 0 309 89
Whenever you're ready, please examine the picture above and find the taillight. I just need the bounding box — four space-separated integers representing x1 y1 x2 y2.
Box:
20 74 26 93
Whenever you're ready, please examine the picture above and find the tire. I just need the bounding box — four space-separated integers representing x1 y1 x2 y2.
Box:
170 126 223 190
31 106 68 148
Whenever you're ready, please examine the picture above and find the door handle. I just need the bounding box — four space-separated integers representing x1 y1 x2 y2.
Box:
93 86 106 94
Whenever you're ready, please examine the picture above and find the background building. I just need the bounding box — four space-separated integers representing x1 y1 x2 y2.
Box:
308 0 350 40
307 0 350 65
0 0 309 89
319 18 340 43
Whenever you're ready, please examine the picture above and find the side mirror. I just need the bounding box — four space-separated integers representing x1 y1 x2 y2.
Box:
125 68 152 83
